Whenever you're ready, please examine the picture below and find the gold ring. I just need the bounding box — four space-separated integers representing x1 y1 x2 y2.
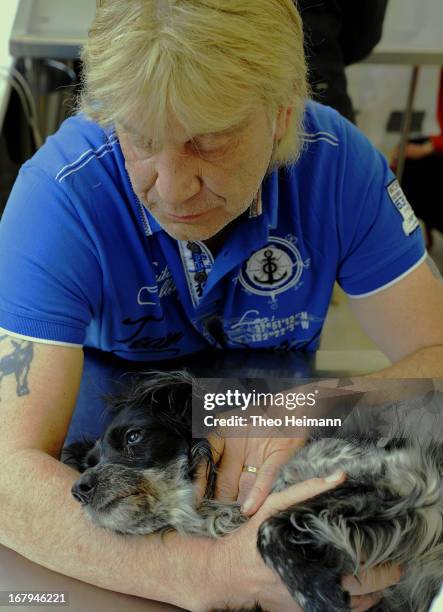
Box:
242 465 258 474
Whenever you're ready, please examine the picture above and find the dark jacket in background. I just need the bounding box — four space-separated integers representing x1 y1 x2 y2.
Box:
298 0 389 122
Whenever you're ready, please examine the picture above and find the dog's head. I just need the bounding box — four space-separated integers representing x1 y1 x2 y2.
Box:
65 372 216 535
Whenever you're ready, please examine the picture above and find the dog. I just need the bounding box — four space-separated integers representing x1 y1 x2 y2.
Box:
62 372 443 612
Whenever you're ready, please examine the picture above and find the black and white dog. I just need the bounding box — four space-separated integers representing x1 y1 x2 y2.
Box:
62 372 443 612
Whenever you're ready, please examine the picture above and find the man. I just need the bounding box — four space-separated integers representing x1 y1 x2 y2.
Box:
0 1 441 610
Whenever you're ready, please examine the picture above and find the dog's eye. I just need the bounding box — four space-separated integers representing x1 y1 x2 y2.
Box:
86 456 98 468
125 429 143 446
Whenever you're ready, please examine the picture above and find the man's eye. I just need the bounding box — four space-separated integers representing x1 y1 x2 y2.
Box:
130 136 227 158
193 143 226 159
199 145 221 154
125 429 143 445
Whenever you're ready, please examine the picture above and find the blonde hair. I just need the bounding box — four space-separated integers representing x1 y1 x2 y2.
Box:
80 0 308 167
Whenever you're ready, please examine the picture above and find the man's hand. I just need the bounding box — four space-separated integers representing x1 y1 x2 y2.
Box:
343 565 404 612
199 474 346 612
200 433 306 514
199 473 402 611
196 433 403 611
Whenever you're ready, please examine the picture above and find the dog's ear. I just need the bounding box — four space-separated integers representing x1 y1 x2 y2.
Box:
189 439 217 499
145 371 193 421
60 439 97 472
105 371 193 428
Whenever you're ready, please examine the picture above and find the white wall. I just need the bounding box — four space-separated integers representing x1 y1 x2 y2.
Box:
347 0 443 154
381 0 443 51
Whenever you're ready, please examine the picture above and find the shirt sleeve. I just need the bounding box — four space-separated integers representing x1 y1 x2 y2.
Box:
0 164 102 345
336 118 426 298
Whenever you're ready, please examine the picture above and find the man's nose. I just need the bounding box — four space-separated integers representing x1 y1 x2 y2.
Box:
154 150 202 205
71 471 98 505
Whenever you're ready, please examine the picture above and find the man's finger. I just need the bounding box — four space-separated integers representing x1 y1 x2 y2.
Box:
241 441 306 515
254 472 346 521
240 464 277 514
236 470 259 507
350 593 382 612
343 563 403 596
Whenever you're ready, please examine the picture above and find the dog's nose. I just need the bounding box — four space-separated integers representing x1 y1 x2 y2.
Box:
71 472 98 505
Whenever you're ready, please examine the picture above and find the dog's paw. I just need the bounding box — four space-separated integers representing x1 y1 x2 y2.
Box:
198 500 247 537
257 511 353 612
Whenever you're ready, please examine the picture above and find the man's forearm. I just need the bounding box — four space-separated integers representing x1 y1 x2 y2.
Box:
311 346 443 406
266 346 443 427
334 346 443 406
367 345 443 379
0 448 212 609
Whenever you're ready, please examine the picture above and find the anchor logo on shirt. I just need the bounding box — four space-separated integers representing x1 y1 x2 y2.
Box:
240 235 308 298
253 249 288 285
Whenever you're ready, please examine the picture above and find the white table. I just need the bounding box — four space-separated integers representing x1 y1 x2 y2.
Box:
0 543 183 612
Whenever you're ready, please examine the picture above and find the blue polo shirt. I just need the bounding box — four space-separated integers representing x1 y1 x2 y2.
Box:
0 102 425 359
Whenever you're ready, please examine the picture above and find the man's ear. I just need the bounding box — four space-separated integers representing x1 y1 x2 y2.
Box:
274 106 294 140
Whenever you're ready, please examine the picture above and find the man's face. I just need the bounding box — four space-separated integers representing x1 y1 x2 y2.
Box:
118 105 291 242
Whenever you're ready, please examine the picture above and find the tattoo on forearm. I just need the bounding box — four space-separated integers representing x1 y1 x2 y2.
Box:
0 335 34 399
426 256 443 282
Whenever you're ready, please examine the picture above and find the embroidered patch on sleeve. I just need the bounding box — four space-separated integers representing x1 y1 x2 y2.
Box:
387 179 420 236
